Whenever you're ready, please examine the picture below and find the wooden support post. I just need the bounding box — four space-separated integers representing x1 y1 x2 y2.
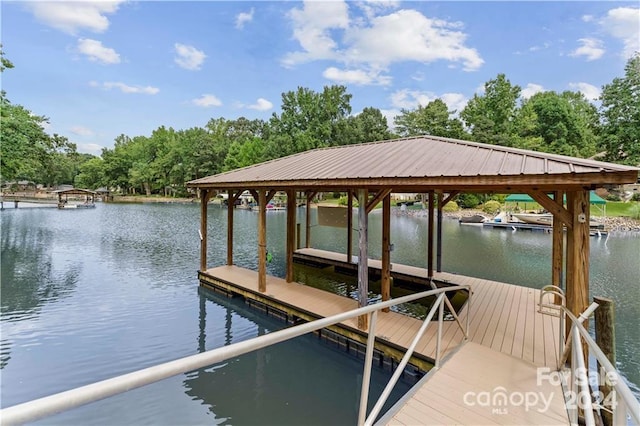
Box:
427 191 435 278
199 189 209 272
347 190 353 263
594 296 615 426
296 223 301 250
436 191 443 273
258 189 267 293
566 190 590 361
381 193 391 312
551 191 564 302
227 190 234 266
305 192 312 248
565 190 590 317
357 189 369 330
286 189 296 283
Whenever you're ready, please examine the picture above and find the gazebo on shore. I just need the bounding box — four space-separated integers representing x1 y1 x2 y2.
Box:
187 136 638 330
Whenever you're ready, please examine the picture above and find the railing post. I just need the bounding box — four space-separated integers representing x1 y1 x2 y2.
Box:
435 296 444 367
358 311 378 426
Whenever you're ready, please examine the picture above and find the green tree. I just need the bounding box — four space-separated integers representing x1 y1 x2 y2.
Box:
394 99 466 138
74 156 106 189
599 53 640 166
267 85 353 157
516 91 597 157
461 74 521 146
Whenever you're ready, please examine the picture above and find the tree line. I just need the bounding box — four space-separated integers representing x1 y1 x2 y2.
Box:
1 47 638 197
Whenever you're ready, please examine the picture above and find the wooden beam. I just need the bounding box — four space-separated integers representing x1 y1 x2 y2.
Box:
436 191 443 272
442 191 460 206
199 189 211 271
366 188 392 214
305 191 314 248
347 190 353 263
565 190 590 355
286 189 296 283
381 193 391 312
266 190 276 204
551 191 564 299
227 190 234 266
527 190 573 229
357 188 368 330
427 191 435 278
249 189 259 202
258 189 267 293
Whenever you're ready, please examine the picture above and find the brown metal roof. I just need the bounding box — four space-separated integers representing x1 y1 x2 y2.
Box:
187 136 639 192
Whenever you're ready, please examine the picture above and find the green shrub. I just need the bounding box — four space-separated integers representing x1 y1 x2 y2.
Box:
338 196 358 207
443 200 459 212
482 200 502 215
631 193 640 202
630 203 640 220
606 193 621 201
332 192 341 199
457 193 480 209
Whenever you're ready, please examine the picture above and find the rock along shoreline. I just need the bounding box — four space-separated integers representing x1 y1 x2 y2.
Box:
394 207 640 234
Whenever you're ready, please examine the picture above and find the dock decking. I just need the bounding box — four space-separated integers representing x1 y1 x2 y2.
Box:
201 252 567 425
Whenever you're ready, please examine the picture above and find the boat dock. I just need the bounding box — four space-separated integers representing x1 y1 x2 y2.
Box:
200 257 568 424
481 220 608 236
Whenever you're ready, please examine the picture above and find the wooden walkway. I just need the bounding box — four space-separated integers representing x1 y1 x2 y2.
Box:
201 257 567 425
381 342 568 425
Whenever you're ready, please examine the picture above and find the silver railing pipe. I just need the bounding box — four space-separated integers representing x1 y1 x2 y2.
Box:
363 292 449 426
561 306 640 426
0 285 469 426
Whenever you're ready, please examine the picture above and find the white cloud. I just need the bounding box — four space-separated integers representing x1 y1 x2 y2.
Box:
322 67 392 86
569 82 601 101
77 38 120 64
521 83 545 99
70 126 94 136
529 42 550 52
601 7 640 58
93 81 159 95
192 94 222 107
283 3 483 75
236 8 255 29
347 9 482 71
570 38 605 61
26 1 124 35
282 1 350 67
77 143 104 156
247 98 273 111
357 0 400 19
380 108 402 130
439 93 468 114
390 89 467 114
174 43 206 70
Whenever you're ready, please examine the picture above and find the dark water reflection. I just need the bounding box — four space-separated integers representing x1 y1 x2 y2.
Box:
0 204 409 425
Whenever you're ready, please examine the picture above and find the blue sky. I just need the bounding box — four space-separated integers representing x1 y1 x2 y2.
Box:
2 1 639 155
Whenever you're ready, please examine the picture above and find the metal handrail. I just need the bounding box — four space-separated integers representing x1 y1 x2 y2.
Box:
360 292 450 426
560 304 640 426
0 285 470 426
538 284 566 368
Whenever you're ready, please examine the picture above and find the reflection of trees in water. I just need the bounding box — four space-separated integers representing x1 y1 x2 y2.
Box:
184 288 408 425
0 215 80 369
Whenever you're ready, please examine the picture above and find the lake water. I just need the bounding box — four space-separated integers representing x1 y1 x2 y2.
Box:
1 203 638 424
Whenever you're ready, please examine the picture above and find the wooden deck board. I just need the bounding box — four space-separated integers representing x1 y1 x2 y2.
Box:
385 342 569 426
202 250 564 425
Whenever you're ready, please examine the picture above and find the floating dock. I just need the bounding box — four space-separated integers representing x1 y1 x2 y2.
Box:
199 255 568 424
481 220 608 236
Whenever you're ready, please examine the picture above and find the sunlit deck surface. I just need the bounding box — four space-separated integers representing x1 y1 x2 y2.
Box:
203 251 568 425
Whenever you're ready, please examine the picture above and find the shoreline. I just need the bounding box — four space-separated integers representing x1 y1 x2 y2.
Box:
399 207 640 233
